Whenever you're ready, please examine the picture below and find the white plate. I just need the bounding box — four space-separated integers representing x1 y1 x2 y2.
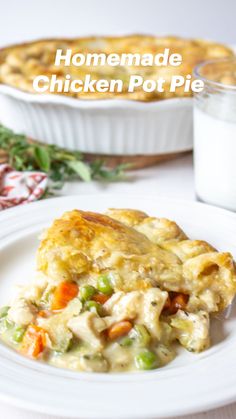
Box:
1 194 236 419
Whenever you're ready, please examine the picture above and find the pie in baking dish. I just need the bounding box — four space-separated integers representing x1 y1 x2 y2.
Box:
0 208 236 373
0 35 233 101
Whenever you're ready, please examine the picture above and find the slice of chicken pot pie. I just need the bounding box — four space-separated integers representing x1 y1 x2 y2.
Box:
0 209 236 373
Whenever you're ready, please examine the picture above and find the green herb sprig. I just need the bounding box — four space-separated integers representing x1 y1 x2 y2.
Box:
0 125 128 194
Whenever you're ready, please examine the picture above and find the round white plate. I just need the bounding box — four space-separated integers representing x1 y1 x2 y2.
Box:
1 194 236 419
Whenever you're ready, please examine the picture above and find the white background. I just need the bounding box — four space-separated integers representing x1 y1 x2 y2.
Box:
0 0 235 47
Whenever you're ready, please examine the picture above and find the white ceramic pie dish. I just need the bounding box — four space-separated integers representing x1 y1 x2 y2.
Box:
0 84 193 155
1 194 236 418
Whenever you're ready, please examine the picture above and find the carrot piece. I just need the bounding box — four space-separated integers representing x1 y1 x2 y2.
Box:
51 281 79 310
163 295 171 311
107 321 133 341
21 325 46 358
93 293 110 305
38 310 51 318
168 293 189 315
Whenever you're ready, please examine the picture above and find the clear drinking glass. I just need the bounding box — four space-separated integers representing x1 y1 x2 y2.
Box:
193 58 236 211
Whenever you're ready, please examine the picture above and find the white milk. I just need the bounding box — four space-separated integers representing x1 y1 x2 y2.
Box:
194 106 236 211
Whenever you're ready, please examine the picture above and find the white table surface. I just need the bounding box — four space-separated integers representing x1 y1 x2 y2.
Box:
2 153 236 419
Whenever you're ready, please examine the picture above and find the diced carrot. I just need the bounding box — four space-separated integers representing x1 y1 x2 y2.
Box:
51 281 79 310
38 310 51 318
93 293 110 305
168 293 189 315
163 295 171 311
107 321 133 341
21 325 46 358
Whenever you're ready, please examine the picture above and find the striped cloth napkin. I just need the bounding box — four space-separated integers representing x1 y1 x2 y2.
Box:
0 164 48 210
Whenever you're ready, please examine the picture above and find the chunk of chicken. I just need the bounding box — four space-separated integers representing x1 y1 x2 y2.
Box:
171 310 210 352
68 311 106 350
39 298 82 352
8 298 37 326
104 288 168 339
139 288 168 339
104 291 141 322
19 272 48 304
187 289 220 313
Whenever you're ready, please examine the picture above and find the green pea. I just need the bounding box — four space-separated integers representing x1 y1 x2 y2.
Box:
85 301 103 316
119 336 133 347
0 306 10 319
79 285 96 302
135 350 158 370
97 275 113 295
131 325 151 346
12 326 25 343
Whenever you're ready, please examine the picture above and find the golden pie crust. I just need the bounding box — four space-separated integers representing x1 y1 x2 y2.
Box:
38 208 236 312
0 35 233 101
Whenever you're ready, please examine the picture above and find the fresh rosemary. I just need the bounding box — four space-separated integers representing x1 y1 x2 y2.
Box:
0 125 128 194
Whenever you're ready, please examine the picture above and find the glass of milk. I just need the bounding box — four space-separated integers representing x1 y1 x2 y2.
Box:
193 59 236 211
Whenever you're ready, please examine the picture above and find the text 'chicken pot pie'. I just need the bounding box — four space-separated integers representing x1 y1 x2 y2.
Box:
0 35 233 101
0 209 236 373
